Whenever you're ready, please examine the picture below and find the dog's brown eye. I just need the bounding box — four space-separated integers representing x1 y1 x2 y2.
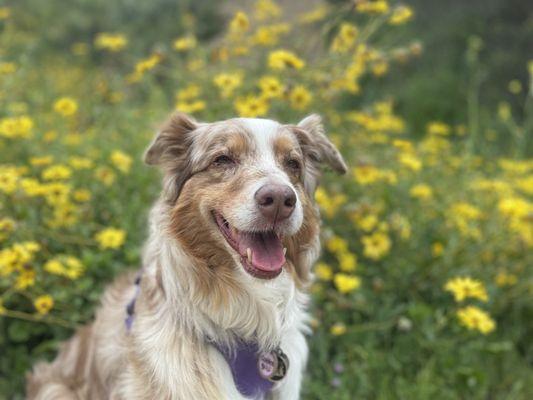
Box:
213 155 235 166
286 159 301 171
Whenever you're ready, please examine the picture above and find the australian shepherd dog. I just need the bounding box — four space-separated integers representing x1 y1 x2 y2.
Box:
26 112 347 399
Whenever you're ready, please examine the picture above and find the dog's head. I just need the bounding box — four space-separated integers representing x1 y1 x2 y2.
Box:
145 112 346 289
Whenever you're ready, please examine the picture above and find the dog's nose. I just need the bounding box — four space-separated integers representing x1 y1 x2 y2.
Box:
255 184 297 222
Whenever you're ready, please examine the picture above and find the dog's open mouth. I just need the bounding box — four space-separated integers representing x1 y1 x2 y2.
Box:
214 212 285 279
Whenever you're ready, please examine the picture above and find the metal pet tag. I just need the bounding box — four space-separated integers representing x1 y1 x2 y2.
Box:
258 347 289 382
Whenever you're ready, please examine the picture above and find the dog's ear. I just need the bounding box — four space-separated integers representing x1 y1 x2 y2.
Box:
144 112 197 166
144 111 198 200
296 114 347 175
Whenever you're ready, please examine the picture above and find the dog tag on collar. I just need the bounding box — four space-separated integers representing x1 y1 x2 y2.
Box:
258 348 289 382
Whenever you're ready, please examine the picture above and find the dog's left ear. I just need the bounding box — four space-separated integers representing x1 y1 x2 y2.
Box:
144 111 198 200
296 114 348 174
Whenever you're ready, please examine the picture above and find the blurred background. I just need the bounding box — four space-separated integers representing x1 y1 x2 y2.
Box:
0 0 531 398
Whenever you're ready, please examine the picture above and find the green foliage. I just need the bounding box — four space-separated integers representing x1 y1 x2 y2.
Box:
0 1 532 399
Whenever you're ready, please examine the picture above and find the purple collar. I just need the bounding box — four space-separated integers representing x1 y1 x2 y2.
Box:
124 273 287 398
210 340 275 398
124 273 141 331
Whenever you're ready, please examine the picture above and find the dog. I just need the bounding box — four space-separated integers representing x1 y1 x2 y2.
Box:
26 112 347 399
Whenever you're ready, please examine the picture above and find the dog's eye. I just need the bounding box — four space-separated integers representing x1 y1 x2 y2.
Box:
213 155 236 166
286 158 301 171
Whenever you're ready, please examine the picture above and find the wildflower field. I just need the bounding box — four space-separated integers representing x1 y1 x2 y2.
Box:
0 0 532 398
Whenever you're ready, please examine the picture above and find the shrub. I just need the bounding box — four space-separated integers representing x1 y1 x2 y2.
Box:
0 1 531 398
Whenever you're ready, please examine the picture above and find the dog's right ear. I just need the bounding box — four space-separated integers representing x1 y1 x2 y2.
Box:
144 112 198 200
144 111 197 167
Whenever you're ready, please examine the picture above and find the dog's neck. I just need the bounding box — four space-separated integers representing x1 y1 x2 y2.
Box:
140 200 309 351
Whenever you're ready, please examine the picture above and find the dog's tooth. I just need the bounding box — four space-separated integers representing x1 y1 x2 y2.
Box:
283 247 287 256
246 248 252 263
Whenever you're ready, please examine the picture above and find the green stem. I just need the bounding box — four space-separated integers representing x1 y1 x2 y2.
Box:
1 309 78 329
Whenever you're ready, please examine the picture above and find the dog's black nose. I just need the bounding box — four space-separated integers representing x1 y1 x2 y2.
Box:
255 184 297 223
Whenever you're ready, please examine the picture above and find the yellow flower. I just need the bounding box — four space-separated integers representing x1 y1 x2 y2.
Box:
330 322 347 336
44 259 67 276
456 306 496 334
300 5 328 24
134 54 161 75
95 167 116 186
176 100 206 114
213 72 243 98
46 202 78 228
19 178 42 197
410 184 433 200
43 130 58 142
362 232 391 260
450 202 483 220
353 165 381 185
254 0 281 20
15 269 36 290
508 79 522 94
515 176 533 195
252 24 290 46
426 121 451 136
229 11 250 34
352 213 379 232
110 150 133 174
64 256 85 279
173 36 197 51
334 273 361 293
498 197 531 219
95 228 126 249
356 0 389 14
390 213 411 240
53 97 78 117
330 23 358 53
432 242 444 257
258 76 284 99
338 252 357 272
314 188 347 218
176 84 202 101
372 60 389 76
398 153 422 171
495 271 518 287
41 182 70 205
315 263 333 281
288 85 312 110
0 166 20 194
94 33 128 52
0 61 16 75
73 188 91 202
389 5 414 25
0 116 34 139
326 235 348 253
268 49 305 70
42 164 72 181
444 277 488 302
0 217 15 241
44 256 85 279
234 95 269 118
69 156 94 170
34 295 54 315
0 7 11 20
30 156 54 167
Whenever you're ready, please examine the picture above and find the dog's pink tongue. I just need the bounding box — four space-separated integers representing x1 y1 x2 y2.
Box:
239 232 285 272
